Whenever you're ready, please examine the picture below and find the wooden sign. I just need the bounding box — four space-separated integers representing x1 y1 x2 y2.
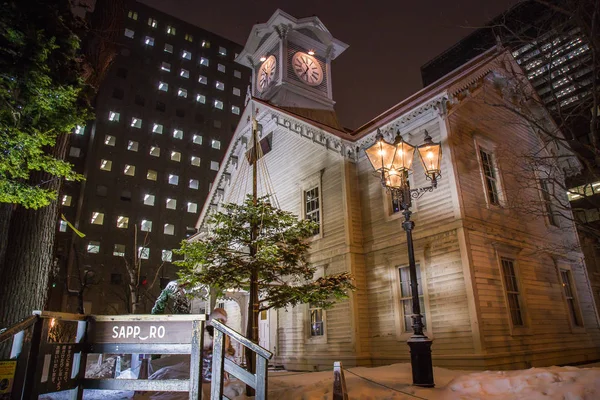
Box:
89 320 194 344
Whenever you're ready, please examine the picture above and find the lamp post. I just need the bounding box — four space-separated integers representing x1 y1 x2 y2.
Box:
365 129 442 388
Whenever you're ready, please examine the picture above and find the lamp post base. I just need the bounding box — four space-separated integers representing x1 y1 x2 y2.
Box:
407 335 435 387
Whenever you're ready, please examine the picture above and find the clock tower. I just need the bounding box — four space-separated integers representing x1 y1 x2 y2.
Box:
236 10 348 124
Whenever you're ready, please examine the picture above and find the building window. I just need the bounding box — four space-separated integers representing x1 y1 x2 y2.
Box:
146 170 157 181
171 151 181 162
124 28 135 39
58 220 68 232
196 94 206 104
121 190 132 202
112 88 124 99
158 81 169 91
87 241 100 254
149 146 160 157
189 179 199 189
234 70 242 79
143 194 155 206
185 33 193 42
140 220 152 232
540 179 559 227
218 46 227 56
214 100 223 109
113 244 126 257
128 140 139 152
213 120 221 128
62 195 72 207
144 36 154 46
164 223 175 235
166 198 177 210
148 18 157 28
233 87 241 96
176 108 185 118
108 111 120 121
90 212 104 225
560 269 583 327
217 63 225 73
187 202 198 213
166 25 176 35
500 257 525 327
173 129 183 139
309 304 324 337
117 68 128 79
152 123 163 134
104 135 116 146
210 161 219 170
180 69 190 79
181 50 191 60
199 57 209 67
162 250 173 262
100 159 112 171
131 118 142 128
96 185 107 197
304 187 320 235
168 174 179 185
128 10 138 20
117 216 129 229
74 125 85 135
164 43 173 53
138 247 150 259
215 81 224 90
232 105 240 115
202 40 210 48
69 147 81 158
123 164 135 176
177 88 188 98
134 95 145 106
191 156 201 167
156 101 166 112
198 75 208 85
193 135 203 145
398 264 426 332
479 147 501 206
210 139 220 149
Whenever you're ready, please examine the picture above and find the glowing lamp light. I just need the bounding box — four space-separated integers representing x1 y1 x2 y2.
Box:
259 56 267 62
308 50 315 55
417 130 442 181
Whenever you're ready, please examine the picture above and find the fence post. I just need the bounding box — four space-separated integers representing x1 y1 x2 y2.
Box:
210 328 225 400
17 316 44 400
333 361 348 400
189 319 203 399
255 355 268 400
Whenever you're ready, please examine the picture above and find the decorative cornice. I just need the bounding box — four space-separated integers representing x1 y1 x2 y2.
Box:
274 24 291 39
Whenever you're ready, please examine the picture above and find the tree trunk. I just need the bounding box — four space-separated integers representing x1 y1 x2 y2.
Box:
0 203 13 276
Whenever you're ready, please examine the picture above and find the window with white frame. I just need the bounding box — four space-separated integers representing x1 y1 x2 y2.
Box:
140 220 152 232
171 151 181 162
116 216 129 229
539 179 559 227
478 146 501 206
232 105 240 115
233 87 241 96
309 303 325 337
124 29 135 39
214 100 223 109
173 129 183 139
304 187 320 235
109 111 120 121
189 179 199 189
90 212 104 225
123 164 135 176
211 139 221 149
143 194 155 206
199 57 209 67
158 82 168 92
148 18 157 28
74 125 85 135
58 220 67 232
104 135 116 146
128 140 139 152
168 174 179 185
166 25 176 35
177 88 188 98
215 81 224 90
560 268 584 327
398 264 426 332
234 70 241 78
187 202 198 213
185 33 193 42
166 198 177 209
217 63 225 73
144 36 154 46
180 69 189 79
113 244 126 257
138 246 150 259
500 257 525 327
198 75 208 85
146 170 157 181
128 10 138 20
218 46 227 56
181 50 191 60
164 43 173 53
152 123 164 134
149 146 160 157
87 241 100 253
210 161 219 170
191 156 201 167
69 147 81 157
196 94 206 103
193 134 203 145
164 223 175 235
131 118 142 128
100 159 112 171
162 250 173 262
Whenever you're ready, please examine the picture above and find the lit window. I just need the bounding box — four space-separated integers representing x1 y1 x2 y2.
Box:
218 46 227 56
193 134 203 145
232 105 240 115
69 147 81 157
140 220 152 232
181 50 191 60
309 303 325 337
560 269 583 327
164 43 173 53
187 202 198 213
152 123 163 134
214 100 223 109
211 139 221 149
479 147 501 206
189 179 199 189
173 129 183 139
500 258 524 327
198 75 208 85
167 25 176 35
147 170 157 181
171 151 181 162
191 156 201 167
164 223 175 235
304 187 320 235
210 161 219 171
87 241 100 253
113 244 126 257
217 63 225 73
215 81 224 90
90 212 104 225
162 250 173 262
202 40 210 48
138 246 150 259
180 69 189 78
144 36 154 46
234 70 241 78
233 87 241 96
109 111 120 121
158 82 169 92
100 159 112 171
124 28 135 39
131 117 142 128
104 135 116 146
168 174 179 185
166 198 177 209
128 10 138 20
148 18 157 28
399 264 426 331
178 88 188 98
199 57 209 67
58 220 67 232
124 164 136 176
185 33 193 42
117 216 129 229
62 195 72 206
196 94 206 103
74 125 85 135
143 194 155 206
149 146 160 157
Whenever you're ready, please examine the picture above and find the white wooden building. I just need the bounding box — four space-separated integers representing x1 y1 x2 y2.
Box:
193 10 600 370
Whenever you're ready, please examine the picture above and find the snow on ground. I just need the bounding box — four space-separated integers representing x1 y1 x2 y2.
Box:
40 361 600 399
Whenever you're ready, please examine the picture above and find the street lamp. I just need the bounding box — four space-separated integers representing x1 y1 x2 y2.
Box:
365 129 442 388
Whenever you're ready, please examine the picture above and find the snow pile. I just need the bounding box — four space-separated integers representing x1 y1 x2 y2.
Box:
441 366 600 400
85 356 117 379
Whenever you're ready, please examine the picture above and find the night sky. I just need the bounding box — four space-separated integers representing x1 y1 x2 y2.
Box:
140 0 519 130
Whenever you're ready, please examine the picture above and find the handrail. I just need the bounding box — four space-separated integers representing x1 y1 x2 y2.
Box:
211 319 272 360
0 315 38 344
90 314 206 322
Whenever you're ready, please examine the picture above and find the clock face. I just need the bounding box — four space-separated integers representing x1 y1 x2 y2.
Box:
292 52 324 86
256 55 277 93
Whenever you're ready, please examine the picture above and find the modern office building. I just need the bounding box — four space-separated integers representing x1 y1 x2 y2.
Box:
49 1 251 314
